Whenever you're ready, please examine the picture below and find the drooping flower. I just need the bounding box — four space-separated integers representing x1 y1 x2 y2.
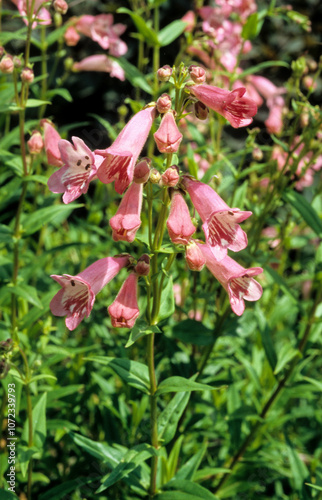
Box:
108 273 140 328
154 111 183 153
109 181 143 243
11 0 51 28
182 176 252 260
41 120 63 167
50 255 130 330
47 137 100 204
199 243 263 316
76 14 127 55
167 190 196 245
72 55 125 81
95 105 156 194
189 84 257 128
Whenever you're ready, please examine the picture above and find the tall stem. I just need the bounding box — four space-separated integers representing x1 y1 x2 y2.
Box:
147 333 158 498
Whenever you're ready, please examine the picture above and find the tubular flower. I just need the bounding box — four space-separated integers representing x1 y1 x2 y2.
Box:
47 137 100 204
189 84 257 128
167 190 196 245
199 243 263 316
108 273 140 328
109 182 143 243
11 0 51 28
182 176 252 260
41 120 63 167
75 14 127 55
95 105 156 194
154 111 183 153
72 55 125 80
50 255 130 330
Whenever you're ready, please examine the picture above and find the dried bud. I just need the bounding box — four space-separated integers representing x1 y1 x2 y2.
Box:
252 147 263 161
134 158 151 184
0 359 10 379
28 131 44 155
0 55 14 74
0 339 13 355
185 241 206 272
150 168 161 184
157 65 172 82
189 65 206 84
53 0 68 14
194 101 209 120
161 166 180 187
156 93 172 114
21 67 34 83
135 254 150 276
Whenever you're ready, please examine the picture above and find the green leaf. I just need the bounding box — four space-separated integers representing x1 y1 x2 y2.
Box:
21 393 47 475
97 443 158 493
126 321 161 348
285 434 310 494
162 479 218 500
38 477 98 500
21 203 83 235
46 88 73 103
158 391 191 444
171 319 213 346
263 265 298 304
155 376 218 396
0 28 27 44
9 99 51 111
45 24 68 46
255 306 277 372
238 60 289 79
114 57 153 94
7 284 43 309
232 180 248 209
241 12 259 40
158 275 175 322
274 343 299 375
175 442 208 481
158 20 187 46
85 356 150 393
117 8 159 46
18 446 40 478
305 483 322 492
283 190 322 237
89 113 118 141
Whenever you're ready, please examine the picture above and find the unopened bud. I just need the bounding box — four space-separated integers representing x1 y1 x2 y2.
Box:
156 93 172 113
134 158 151 184
13 56 22 69
194 101 208 120
21 67 34 83
303 75 317 90
160 166 180 187
64 26 80 46
189 65 206 84
0 339 13 355
28 131 44 154
135 254 150 276
185 241 206 272
150 168 161 184
64 57 74 71
252 147 263 161
0 55 14 74
53 0 68 14
292 56 306 78
300 110 309 128
157 65 172 82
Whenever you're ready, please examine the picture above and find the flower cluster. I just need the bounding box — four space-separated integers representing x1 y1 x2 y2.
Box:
48 65 263 330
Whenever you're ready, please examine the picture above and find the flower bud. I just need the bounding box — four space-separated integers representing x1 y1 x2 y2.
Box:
0 339 13 355
303 75 317 90
13 56 22 69
252 147 263 161
21 67 34 83
157 65 172 82
64 26 80 46
0 359 10 379
28 131 44 155
194 101 208 120
150 168 161 184
185 240 206 272
292 56 306 78
134 158 151 184
135 254 150 276
156 93 172 114
0 55 14 74
53 0 68 14
160 166 180 187
189 65 206 84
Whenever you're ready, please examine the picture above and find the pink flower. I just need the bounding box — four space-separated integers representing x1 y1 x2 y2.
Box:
189 84 257 128
27 130 43 154
185 240 206 271
109 182 143 243
76 14 127 56
50 255 130 330
154 111 183 153
64 26 80 46
183 176 252 260
72 55 125 81
167 190 196 245
199 243 263 316
11 0 51 28
47 137 100 204
41 120 63 167
265 95 285 134
108 273 140 328
161 167 180 187
95 105 156 194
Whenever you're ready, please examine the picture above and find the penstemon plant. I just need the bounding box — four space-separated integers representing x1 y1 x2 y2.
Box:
0 0 322 499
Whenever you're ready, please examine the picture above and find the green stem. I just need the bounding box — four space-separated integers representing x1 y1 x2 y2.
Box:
39 25 48 119
152 6 160 101
147 333 158 498
214 287 322 493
